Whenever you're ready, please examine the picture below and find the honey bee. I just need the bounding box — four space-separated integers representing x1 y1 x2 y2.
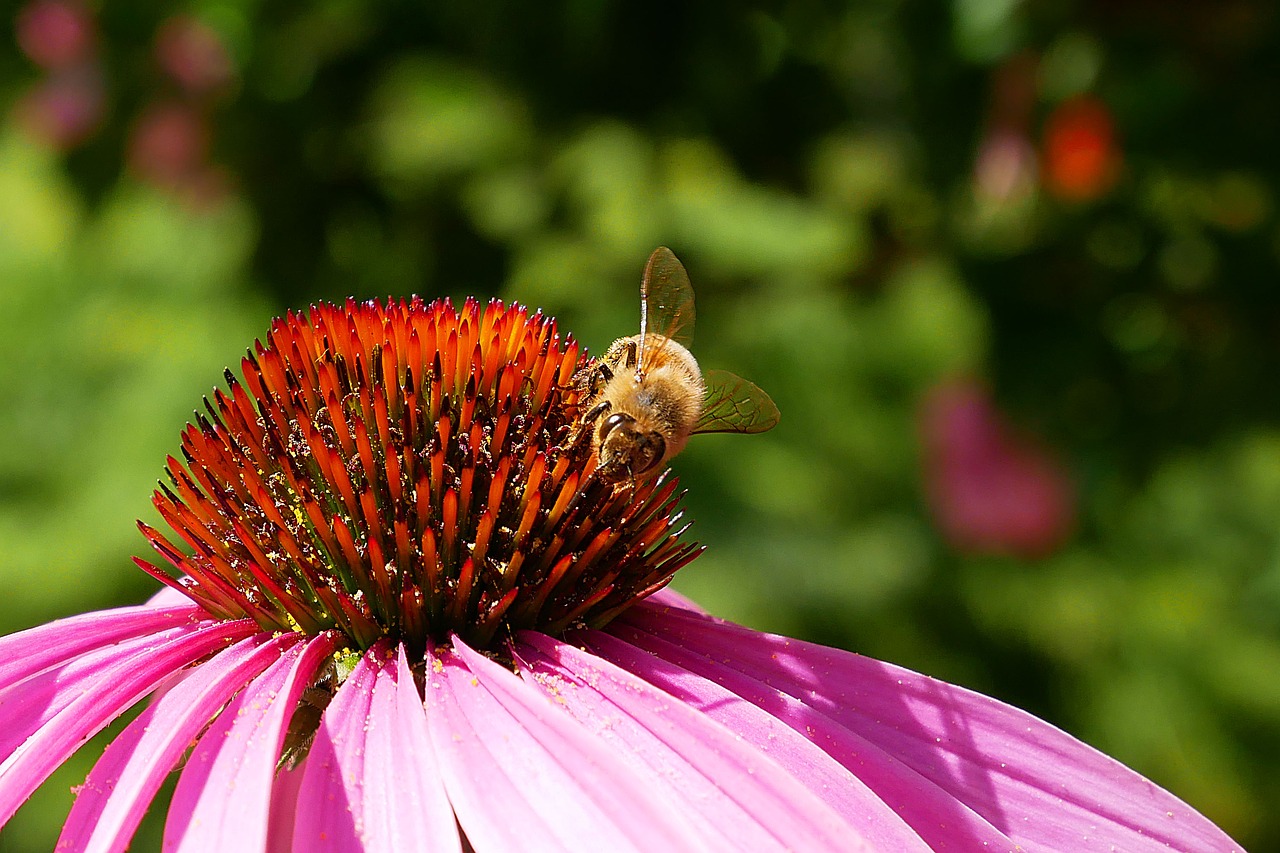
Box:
576 247 780 484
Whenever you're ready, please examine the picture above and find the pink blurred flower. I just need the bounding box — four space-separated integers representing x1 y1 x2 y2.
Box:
973 129 1038 204
126 101 209 187
155 15 235 96
0 296 1233 850
921 379 1076 558
126 101 233 207
12 66 105 150
15 0 95 70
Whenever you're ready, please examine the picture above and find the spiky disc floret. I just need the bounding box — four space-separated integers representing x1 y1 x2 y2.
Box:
138 297 702 652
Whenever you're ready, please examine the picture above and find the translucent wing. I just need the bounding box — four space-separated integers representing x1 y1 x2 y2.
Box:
694 369 781 435
637 247 695 372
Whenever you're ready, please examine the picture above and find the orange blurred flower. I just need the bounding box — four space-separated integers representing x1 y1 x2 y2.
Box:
1042 96 1121 203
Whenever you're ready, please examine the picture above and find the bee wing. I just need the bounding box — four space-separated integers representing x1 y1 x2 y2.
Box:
694 369 780 435
637 247 696 372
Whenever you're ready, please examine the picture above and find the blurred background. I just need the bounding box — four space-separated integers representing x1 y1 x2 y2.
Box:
2 0 1279 849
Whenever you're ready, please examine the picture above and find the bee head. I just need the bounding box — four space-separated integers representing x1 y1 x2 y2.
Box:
597 412 666 482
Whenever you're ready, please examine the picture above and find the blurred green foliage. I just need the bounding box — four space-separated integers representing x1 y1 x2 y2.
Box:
4 0 1280 849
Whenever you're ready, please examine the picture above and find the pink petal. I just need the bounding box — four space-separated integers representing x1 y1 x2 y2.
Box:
0 627 194 759
164 632 339 852
358 645 460 853
517 631 880 852
147 584 199 608
267 764 306 853
607 619 1016 849
0 618 255 827
426 637 701 852
572 629 936 851
293 646 379 851
643 587 710 615
0 603 205 690
293 642 463 853
622 604 1241 852
57 632 295 853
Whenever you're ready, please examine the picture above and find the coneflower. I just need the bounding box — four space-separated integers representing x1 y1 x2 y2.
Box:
0 292 1237 851
139 296 696 653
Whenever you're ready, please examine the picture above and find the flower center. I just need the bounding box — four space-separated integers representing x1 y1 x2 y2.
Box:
138 298 701 653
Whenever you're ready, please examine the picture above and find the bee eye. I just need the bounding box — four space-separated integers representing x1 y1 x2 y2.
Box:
600 412 631 440
634 433 666 473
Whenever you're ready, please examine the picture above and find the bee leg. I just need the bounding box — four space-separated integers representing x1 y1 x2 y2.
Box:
574 360 613 397
569 399 611 447
591 363 613 393
621 340 638 370
582 399 611 425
